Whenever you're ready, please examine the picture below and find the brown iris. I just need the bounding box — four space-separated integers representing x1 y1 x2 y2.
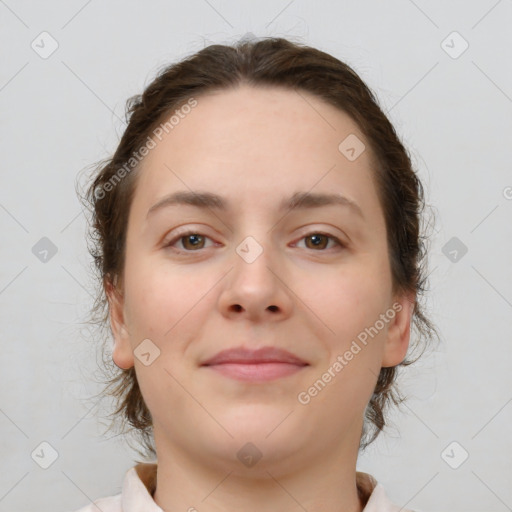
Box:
304 234 329 250
181 234 206 250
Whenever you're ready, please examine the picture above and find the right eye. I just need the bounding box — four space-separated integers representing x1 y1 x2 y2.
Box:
163 231 216 252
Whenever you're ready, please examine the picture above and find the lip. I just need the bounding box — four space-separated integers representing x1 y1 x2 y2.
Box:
201 346 309 382
201 346 308 366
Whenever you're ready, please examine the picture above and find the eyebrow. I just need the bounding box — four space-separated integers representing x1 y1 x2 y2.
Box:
146 190 364 219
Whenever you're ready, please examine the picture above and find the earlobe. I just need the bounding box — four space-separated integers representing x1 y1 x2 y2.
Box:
105 277 134 370
381 291 415 368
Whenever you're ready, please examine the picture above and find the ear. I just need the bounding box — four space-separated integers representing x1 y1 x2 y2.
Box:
381 291 415 368
105 276 134 370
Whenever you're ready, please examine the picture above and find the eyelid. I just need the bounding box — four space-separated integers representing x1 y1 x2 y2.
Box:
293 223 348 245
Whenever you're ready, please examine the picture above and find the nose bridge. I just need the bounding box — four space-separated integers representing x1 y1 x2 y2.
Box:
230 210 276 268
235 234 268 266
232 232 276 287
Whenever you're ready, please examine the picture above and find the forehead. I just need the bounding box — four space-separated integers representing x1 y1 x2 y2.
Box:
152 84 365 162
129 84 382 224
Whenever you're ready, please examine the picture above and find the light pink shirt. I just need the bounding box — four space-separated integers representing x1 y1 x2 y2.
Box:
72 463 415 512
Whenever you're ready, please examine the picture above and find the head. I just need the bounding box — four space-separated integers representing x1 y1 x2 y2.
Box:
79 36 439 465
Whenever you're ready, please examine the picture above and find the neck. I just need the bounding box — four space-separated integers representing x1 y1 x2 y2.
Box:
151 431 366 512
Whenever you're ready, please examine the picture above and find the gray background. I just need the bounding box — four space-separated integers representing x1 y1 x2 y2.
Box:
1 1 511 511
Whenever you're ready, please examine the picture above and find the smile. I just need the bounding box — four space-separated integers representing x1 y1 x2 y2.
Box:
203 362 307 382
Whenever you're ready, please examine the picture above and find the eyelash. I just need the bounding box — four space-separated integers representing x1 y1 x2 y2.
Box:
163 230 345 254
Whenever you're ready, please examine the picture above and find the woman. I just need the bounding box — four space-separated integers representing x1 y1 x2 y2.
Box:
74 35 438 511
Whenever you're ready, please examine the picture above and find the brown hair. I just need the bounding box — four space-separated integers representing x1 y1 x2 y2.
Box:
78 35 440 460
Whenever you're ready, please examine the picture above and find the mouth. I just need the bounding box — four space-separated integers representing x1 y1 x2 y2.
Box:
203 362 307 381
201 346 309 382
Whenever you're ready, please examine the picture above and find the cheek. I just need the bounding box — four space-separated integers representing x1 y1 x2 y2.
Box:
302 271 389 413
124 257 213 339
303 262 390 357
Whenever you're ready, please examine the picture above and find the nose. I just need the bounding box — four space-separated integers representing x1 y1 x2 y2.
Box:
217 236 293 322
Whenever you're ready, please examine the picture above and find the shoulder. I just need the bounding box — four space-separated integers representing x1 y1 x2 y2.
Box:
358 472 418 512
69 493 122 512
68 463 158 512
365 482 414 511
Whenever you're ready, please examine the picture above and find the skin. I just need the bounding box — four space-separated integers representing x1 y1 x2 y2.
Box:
107 84 414 512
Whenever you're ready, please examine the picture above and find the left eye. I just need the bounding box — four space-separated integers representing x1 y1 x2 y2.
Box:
295 232 343 251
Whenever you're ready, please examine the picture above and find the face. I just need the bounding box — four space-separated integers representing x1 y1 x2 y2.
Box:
108 84 413 475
